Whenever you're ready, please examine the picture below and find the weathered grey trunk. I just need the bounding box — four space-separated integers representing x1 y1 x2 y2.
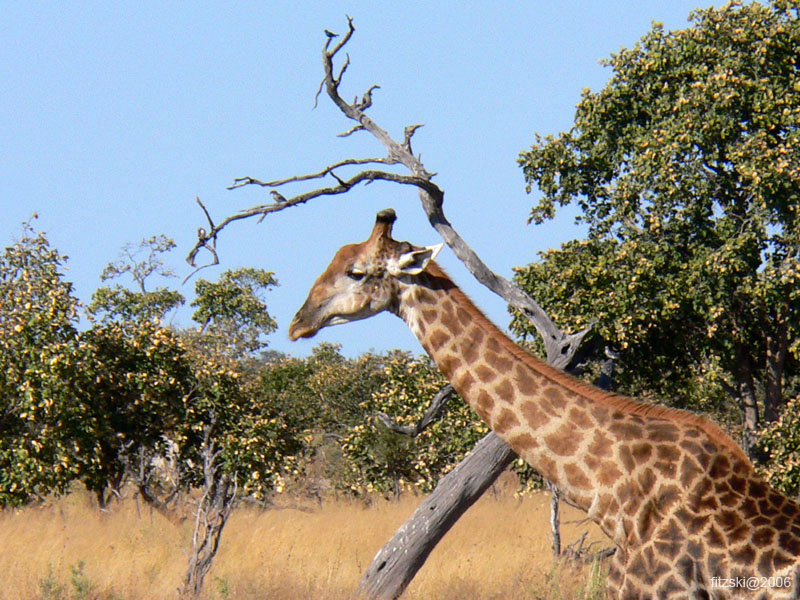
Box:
180 423 237 599
357 432 516 599
549 483 562 557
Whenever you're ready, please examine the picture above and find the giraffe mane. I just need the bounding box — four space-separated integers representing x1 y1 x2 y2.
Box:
424 262 754 469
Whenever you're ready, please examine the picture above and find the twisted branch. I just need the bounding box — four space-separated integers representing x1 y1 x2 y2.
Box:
187 18 588 365
187 169 436 269
375 384 455 437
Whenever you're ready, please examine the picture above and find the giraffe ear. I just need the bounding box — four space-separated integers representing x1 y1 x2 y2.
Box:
391 243 443 276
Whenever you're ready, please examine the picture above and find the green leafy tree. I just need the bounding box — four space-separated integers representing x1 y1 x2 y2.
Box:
298 343 390 433
177 267 295 598
84 237 290 514
84 237 299 597
514 0 800 457
758 394 800 497
0 223 85 504
88 235 184 323
0 227 195 506
76 321 194 505
76 236 193 505
339 353 491 496
190 267 278 357
177 268 298 501
252 343 390 494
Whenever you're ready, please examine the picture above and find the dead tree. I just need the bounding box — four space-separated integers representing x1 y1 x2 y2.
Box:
187 19 594 600
180 413 237 599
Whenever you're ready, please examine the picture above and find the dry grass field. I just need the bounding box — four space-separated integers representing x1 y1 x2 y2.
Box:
0 484 610 599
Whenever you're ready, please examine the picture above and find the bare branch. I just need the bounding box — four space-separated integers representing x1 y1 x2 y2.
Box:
329 16 355 58
186 198 219 269
317 24 590 366
358 84 381 110
562 530 617 563
313 78 325 109
191 17 590 365
316 18 355 108
228 157 398 190
403 124 424 153
335 53 350 86
375 384 455 437
338 124 365 138
187 168 439 271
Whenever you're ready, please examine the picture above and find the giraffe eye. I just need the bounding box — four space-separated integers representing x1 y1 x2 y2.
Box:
347 267 366 281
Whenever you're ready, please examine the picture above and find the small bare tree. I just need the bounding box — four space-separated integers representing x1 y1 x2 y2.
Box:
179 412 237 599
187 19 598 600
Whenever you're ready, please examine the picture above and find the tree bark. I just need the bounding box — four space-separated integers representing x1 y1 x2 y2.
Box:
180 423 237 599
549 483 562 558
764 306 788 423
357 432 516 599
181 473 234 598
735 350 760 461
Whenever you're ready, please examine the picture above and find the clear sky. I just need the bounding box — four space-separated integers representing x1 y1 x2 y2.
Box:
3 1 706 358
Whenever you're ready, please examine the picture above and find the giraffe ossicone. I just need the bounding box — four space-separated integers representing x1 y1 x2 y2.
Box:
290 208 800 599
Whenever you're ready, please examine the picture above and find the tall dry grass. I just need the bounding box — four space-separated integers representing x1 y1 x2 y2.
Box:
0 485 610 599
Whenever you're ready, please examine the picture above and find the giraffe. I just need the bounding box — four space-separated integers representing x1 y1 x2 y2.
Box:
289 208 800 599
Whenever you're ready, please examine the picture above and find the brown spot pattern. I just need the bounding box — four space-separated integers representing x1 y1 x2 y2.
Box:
459 339 479 364
474 364 497 383
428 329 449 351
545 424 581 456
588 430 613 457
564 462 592 490
520 401 547 427
596 460 624 487
568 407 594 429
494 408 520 434
493 379 514 401
514 365 539 395
510 432 538 451
454 371 475 396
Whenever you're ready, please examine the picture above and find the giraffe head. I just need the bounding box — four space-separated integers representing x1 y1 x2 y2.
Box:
289 208 442 340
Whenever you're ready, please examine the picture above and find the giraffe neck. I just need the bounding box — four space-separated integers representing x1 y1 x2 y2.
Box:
388 263 800 594
394 263 763 550
395 264 609 513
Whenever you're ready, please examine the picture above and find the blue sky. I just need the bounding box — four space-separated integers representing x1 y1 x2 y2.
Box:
3 1 705 357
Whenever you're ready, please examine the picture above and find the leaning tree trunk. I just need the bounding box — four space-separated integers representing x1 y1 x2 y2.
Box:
358 432 515 598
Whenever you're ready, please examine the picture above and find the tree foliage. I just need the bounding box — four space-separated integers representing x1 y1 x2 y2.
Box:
76 322 194 503
339 353 490 495
514 0 800 456
758 394 800 497
90 237 293 503
0 224 84 504
0 225 302 509
191 267 278 357
88 235 184 323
